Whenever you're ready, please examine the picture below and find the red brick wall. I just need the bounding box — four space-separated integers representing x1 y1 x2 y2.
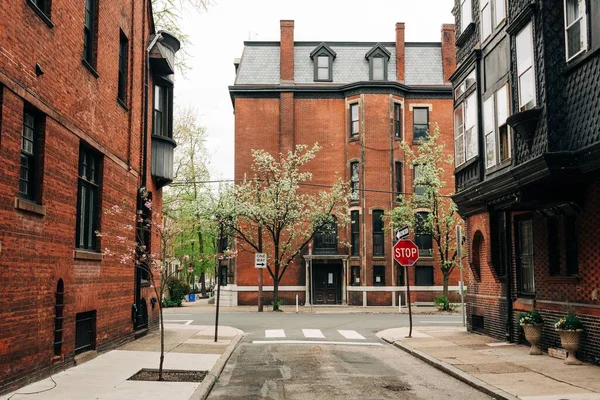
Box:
0 0 163 393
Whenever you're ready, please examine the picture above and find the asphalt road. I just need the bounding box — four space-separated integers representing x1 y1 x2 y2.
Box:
164 308 489 399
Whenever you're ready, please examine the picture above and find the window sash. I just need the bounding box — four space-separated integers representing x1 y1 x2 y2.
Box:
351 211 360 256
350 103 359 136
83 0 96 63
317 55 329 80
373 266 385 286
372 57 384 80
118 34 128 101
351 266 361 285
350 162 359 201
564 0 587 60
415 266 434 286
495 0 506 27
77 149 100 250
517 218 535 295
454 105 465 166
413 108 429 140
481 2 492 40
394 103 402 138
372 211 384 256
461 0 473 32
394 162 402 199
516 23 536 110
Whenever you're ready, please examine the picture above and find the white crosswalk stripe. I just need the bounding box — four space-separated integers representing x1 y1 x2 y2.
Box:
302 329 325 338
337 330 366 340
265 329 286 338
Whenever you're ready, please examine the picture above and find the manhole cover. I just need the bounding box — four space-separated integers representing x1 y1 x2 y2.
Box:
383 384 411 392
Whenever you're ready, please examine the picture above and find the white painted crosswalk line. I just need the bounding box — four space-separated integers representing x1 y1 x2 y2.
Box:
338 330 366 340
302 329 325 338
265 329 286 338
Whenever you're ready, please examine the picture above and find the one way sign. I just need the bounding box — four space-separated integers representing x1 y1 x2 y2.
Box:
255 253 267 269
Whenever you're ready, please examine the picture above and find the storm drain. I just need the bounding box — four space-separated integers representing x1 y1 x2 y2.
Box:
382 384 411 392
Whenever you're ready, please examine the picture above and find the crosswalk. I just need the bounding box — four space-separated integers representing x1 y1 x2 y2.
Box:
253 329 379 346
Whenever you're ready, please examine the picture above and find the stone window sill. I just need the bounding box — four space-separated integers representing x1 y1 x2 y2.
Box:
74 249 103 261
82 59 99 78
14 197 46 216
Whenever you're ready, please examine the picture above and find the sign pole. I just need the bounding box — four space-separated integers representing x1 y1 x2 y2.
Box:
258 225 263 313
457 225 465 327
405 265 413 338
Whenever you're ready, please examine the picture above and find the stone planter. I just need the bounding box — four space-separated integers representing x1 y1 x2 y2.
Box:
557 329 584 365
521 323 543 355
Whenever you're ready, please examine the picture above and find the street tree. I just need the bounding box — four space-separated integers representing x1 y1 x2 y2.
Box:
388 125 463 300
99 190 183 381
216 144 349 311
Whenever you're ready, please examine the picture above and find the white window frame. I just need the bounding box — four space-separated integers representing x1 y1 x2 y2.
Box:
480 0 506 41
461 0 473 33
454 89 478 167
563 0 588 61
515 22 536 111
484 84 511 169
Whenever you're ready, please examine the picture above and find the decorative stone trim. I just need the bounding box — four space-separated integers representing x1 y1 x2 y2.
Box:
14 197 46 216
73 250 103 261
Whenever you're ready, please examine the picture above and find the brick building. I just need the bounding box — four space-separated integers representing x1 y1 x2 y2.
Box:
226 20 460 307
0 0 179 392
451 0 600 363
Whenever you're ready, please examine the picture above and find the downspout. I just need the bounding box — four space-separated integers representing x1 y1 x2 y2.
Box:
505 211 514 342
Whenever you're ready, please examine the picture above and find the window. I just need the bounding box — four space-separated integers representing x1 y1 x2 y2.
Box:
372 57 384 80
350 161 360 202
394 162 402 201
20 109 44 202
30 0 52 19
415 266 434 286
483 84 511 168
349 103 359 138
565 216 578 275
76 146 101 251
83 0 98 67
480 0 506 41
516 216 535 295
516 23 536 111
153 85 172 138
548 215 579 276
310 44 336 82
351 266 361 286
413 107 429 141
454 70 476 100
372 210 384 257
316 55 330 80
461 0 473 32
396 264 405 286
0 86 3 146
118 31 129 104
75 311 96 354
351 211 360 256
314 216 337 255
54 279 64 356
373 265 385 286
415 212 432 257
393 103 402 139
454 72 478 167
548 217 560 276
564 0 588 60
413 165 427 203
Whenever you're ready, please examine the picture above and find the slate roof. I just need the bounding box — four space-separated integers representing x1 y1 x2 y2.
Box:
234 42 444 86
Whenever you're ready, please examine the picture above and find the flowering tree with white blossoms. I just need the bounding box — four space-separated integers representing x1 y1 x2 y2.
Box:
99 189 184 381
388 125 463 300
216 143 350 311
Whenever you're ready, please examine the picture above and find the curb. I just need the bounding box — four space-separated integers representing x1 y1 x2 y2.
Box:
189 332 244 400
383 337 518 400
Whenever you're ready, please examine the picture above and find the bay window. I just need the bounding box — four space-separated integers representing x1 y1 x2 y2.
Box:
454 90 477 167
461 0 473 32
480 0 506 41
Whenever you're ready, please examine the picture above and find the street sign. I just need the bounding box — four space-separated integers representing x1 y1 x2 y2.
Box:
255 253 267 268
393 239 419 266
395 226 409 241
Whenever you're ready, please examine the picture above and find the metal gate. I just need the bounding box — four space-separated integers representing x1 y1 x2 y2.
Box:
75 311 96 354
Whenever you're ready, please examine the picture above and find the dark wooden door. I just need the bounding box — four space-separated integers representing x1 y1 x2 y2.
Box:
313 265 340 304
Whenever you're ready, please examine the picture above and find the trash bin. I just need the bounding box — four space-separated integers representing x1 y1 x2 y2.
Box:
188 293 196 302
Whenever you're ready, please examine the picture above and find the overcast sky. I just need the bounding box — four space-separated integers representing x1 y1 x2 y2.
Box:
176 0 455 181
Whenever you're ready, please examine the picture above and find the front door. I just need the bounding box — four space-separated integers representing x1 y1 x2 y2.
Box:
313 264 341 304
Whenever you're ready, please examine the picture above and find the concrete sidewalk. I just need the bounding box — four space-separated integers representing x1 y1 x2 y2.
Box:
1 324 243 400
378 326 600 400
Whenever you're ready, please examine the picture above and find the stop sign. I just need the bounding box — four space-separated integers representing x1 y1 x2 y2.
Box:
393 239 420 266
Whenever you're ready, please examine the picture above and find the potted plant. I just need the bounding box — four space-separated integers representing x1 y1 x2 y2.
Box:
519 310 544 355
555 313 584 365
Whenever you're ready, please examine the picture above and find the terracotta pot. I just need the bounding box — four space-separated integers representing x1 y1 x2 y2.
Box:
521 323 543 355
557 329 584 365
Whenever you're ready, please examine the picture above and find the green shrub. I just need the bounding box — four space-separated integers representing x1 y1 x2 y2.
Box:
519 310 543 325
166 277 191 305
434 295 451 311
555 313 584 331
162 298 182 308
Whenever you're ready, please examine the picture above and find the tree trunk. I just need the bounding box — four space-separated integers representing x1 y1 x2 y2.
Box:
442 273 449 298
200 271 206 297
272 278 280 311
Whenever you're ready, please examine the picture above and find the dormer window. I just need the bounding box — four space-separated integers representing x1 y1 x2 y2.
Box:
365 43 391 81
310 43 336 82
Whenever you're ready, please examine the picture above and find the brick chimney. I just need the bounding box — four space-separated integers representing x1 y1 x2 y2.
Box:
395 22 405 83
441 24 456 83
280 20 294 83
